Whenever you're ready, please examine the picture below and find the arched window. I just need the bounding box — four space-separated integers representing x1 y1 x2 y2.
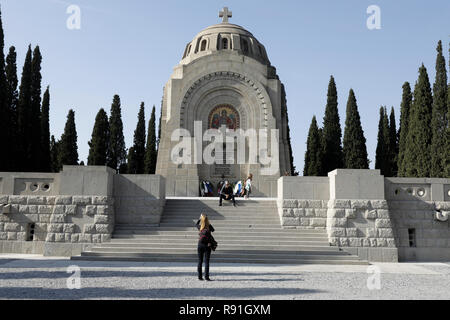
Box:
242 39 249 54
222 38 228 50
201 40 207 51
187 44 192 55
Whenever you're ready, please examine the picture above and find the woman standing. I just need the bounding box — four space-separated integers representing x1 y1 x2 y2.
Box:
196 213 215 281
243 174 253 199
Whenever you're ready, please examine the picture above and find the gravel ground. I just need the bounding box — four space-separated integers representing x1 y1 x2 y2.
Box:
0 255 449 300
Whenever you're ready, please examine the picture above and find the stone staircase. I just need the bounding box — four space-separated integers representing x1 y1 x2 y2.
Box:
72 199 368 265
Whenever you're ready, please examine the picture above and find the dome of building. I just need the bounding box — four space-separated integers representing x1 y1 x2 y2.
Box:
180 9 271 66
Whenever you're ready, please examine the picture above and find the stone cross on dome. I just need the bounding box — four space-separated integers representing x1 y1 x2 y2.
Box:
219 7 232 23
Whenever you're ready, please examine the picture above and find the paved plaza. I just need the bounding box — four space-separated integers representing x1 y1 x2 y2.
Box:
0 255 449 300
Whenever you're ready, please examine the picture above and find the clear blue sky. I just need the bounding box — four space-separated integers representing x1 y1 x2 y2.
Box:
2 0 449 172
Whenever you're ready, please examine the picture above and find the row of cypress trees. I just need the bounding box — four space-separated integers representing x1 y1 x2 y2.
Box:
304 76 369 176
304 40 449 178
0 9 51 173
86 97 159 174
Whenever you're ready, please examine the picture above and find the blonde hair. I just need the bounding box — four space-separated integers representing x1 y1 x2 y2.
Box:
247 173 253 180
200 213 210 231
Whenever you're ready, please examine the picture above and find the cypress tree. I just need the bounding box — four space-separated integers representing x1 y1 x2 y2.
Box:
107 95 126 172
40 86 51 172
87 108 109 166
29 46 42 172
388 107 398 176
403 64 433 177
444 84 450 177
17 46 33 171
144 106 157 174
322 76 343 174
126 147 136 174
342 89 369 169
50 135 61 172
430 41 448 177
0 8 7 171
303 116 323 176
375 107 391 176
5 46 18 171
128 102 146 174
59 109 79 166
397 82 413 177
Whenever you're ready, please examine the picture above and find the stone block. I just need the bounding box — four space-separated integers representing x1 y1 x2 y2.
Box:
38 206 53 214
94 215 110 224
83 224 96 234
0 223 3 232
339 238 349 247
85 206 97 216
56 196 72 205
315 209 327 217
27 196 46 205
362 238 370 247
95 224 112 234
80 234 92 243
297 200 309 208
0 232 7 240
345 209 356 219
7 232 17 240
35 223 47 233
65 233 72 242
39 214 51 223
92 196 109 205
370 200 388 209
0 195 9 204
16 232 26 241
28 206 38 214
351 200 370 209
305 209 315 217
282 209 294 217
378 228 394 238
47 224 63 233
50 214 65 223
293 208 305 217
299 218 311 227
92 234 102 243
334 200 352 209
18 205 29 214
46 233 55 242
4 223 20 232
282 217 300 227
46 197 56 205
63 224 75 233
71 234 80 243
96 205 110 215
329 237 339 246
72 196 92 205
283 200 297 208
55 234 65 243
369 238 378 247
377 238 388 247
366 228 377 238
65 205 77 215
52 205 65 215
307 200 323 208
377 209 391 219
101 234 111 242
25 214 39 222
348 238 362 247
327 218 347 227
329 228 346 237
9 196 27 204
310 218 326 227
375 219 392 228
346 228 358 237
364 209 377 220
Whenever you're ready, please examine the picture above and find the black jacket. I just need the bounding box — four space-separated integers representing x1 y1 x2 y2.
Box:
196 220 215 245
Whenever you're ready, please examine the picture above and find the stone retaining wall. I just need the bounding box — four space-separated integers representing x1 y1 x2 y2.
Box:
278 199 328 229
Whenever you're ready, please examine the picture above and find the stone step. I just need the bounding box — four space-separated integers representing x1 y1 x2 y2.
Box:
112 229 327 236
79 249 359 260
72 255 368 265
103 242 335 250
112 234 329 242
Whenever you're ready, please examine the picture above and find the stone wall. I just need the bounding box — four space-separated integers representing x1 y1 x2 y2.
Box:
386 178 450 261
0 166 166 256
114 175 166 225
277 171 450 262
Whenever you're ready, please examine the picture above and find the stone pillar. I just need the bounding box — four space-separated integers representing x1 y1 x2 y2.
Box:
327 169 399 262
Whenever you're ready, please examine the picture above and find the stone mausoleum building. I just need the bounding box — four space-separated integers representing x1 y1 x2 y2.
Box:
0 9 449 264
156 7 293 197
